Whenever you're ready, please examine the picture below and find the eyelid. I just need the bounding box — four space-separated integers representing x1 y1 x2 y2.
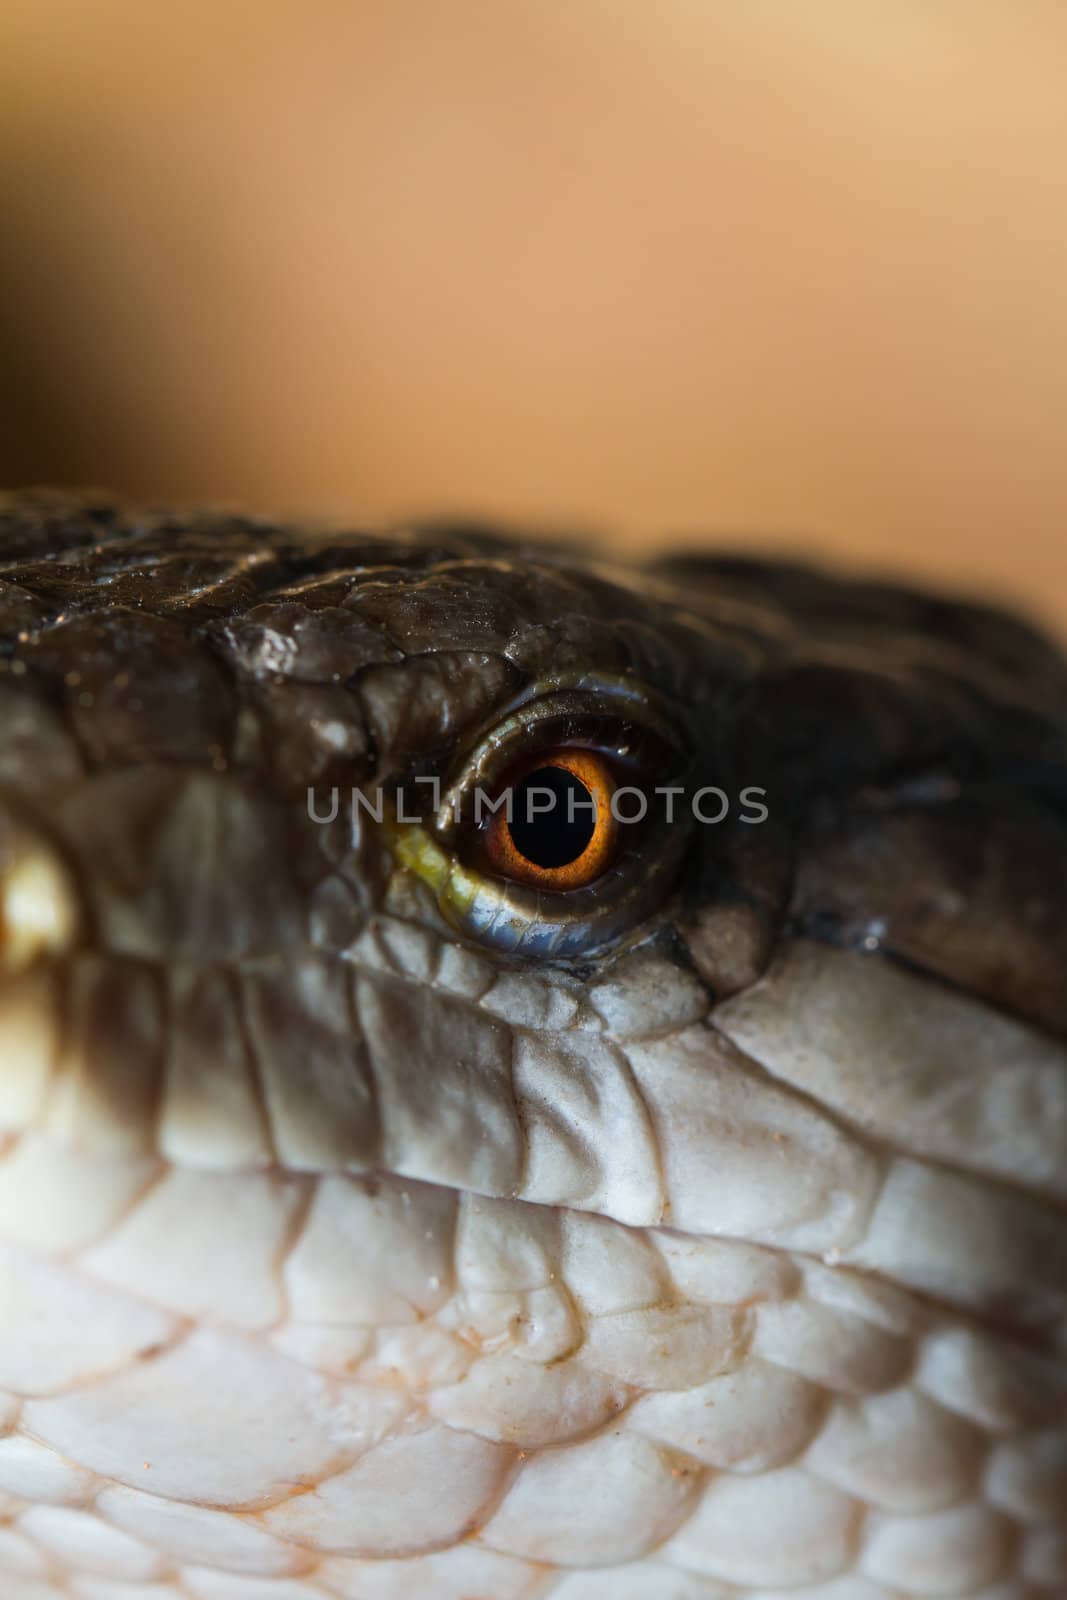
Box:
407 678 691 958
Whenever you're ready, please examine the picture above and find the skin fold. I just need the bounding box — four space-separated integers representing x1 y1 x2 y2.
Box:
0 491 1065 1599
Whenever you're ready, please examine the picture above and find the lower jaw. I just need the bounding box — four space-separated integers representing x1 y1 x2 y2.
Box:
0 1153 1062 1593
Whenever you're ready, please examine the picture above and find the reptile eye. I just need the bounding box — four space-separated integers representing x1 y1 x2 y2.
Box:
481 749 619 890
404 679 693 958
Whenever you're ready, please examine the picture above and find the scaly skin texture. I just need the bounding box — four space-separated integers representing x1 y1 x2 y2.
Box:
0 491 1065 1599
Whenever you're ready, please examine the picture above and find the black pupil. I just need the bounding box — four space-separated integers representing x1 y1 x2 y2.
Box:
508 767 597 869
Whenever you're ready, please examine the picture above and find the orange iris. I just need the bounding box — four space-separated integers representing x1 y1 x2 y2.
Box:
483 748 619 890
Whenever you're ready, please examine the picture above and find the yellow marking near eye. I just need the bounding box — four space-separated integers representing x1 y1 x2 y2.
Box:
391 822 452 894
389 821 483 920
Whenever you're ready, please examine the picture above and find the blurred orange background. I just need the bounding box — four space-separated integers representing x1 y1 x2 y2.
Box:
1 2 1065 628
